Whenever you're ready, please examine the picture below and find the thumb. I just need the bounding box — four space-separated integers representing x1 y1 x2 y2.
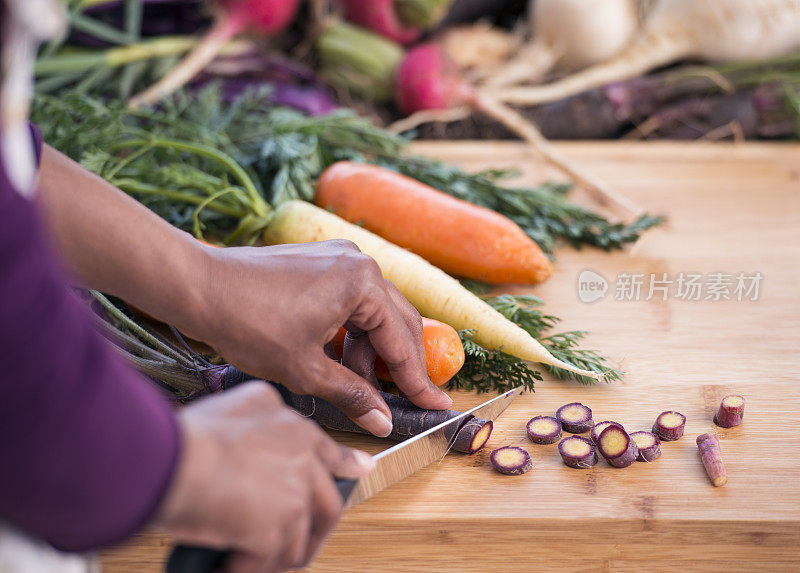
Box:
311 353 394 438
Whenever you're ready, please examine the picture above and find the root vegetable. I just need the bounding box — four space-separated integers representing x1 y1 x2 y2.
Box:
558 436 598 469
452 417 494 454
714 395 745 428
526 415 562 445
630 431 662 462
653 410 686 441
492 0 800 107
490 446 533 475
391 43 640 217
340 0 423 44
697 432 727 487
263 200 604 379
590 420 624 445
556 402 593 434
330 317 465 386
485 0 638 88
316 161 553 284
271 381 492 454
128 0 300 107
597 425 638 468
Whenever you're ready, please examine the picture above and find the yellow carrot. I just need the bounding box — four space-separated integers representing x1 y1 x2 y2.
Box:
264 200 603 379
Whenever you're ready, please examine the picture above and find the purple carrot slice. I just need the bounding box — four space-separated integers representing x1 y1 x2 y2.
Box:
558 436 598 469
590 420 624 445
490 446 532 475
597 425 638 468
556 402 594 434
714 395 745 428
526 415 563 444
697 432 727 487
653 411 686 441
452 418 494 454
630 431 662 462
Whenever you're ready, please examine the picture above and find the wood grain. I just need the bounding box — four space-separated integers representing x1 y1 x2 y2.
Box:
102 141 800 572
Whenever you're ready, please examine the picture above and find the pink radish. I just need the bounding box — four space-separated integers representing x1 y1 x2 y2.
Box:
128 0 299 108
392 43 640 216
339 0 422 45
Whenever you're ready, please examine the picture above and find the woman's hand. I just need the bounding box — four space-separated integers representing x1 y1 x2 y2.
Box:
157 382 374 572
175 240 452 437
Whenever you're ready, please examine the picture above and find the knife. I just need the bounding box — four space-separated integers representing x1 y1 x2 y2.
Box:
167 372 520 573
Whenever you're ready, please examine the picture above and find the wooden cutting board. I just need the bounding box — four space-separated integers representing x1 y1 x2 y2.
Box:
102 141 800 572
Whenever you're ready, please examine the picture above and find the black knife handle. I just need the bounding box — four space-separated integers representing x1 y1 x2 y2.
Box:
166 367 357 573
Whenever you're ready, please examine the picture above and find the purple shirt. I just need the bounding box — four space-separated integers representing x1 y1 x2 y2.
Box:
0 126 181 551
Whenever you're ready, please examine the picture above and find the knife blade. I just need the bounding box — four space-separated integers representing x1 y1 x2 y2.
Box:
167 376 520 573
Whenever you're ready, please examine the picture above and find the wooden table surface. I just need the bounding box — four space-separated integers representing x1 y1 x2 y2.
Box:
102 141 800 572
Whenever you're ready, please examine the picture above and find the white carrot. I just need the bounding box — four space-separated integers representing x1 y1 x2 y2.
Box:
489 0 800 106
484 0 638 89
263 200 604 380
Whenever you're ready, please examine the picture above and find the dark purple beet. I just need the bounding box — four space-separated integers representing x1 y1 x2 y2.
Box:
558 436 598 469
526 415 562 445
630 431 662 463
597 425 638 468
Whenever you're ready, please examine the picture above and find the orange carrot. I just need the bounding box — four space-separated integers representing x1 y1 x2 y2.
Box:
315 161 552 284
330 317 465 386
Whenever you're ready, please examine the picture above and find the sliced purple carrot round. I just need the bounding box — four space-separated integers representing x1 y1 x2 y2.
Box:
597 424 638 468
630 431 662 462
556 402 593 434
490 446 532 475
452 418 494 454
652 410 686 441
558 436 598 469
714 395 745 428
526 415 562 444
590 420 624 445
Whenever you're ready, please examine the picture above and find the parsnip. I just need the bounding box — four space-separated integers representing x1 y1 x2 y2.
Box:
263 200 603 380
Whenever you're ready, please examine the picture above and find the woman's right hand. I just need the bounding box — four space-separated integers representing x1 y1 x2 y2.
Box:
156 382 374 572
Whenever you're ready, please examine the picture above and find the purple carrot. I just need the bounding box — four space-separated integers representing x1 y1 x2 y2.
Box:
556 402 593 434
558 436 598 469
630 431 662 462
653 411 686 441
697 433 727 487
590 420 624 445
490 446 532 475
526 415 562 445
597 425 638 468
714 395 745 428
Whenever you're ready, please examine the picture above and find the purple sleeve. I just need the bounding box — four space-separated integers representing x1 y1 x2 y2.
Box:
0 127 181 551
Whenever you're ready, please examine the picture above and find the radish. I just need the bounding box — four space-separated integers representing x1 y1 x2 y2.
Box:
391 43 641 216
339 0 422 44
491 0 800 106
128 0 299 107
484 0 638 88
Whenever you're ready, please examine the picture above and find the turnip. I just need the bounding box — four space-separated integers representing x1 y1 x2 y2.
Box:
485 0 638 88
491 0 800 107
128 0 299 107
391 43 641 216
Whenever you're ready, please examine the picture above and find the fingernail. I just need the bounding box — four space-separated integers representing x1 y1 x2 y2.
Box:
353 450 375 472
356 409 393 438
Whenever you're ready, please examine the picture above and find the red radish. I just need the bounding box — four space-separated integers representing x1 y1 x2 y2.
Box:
391 43 640 217
128 0 300 107
339 0 422 45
